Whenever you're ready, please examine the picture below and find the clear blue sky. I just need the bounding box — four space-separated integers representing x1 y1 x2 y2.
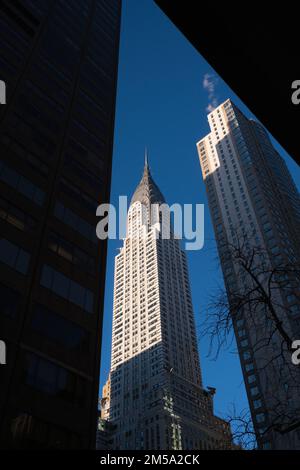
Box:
99 0 300 431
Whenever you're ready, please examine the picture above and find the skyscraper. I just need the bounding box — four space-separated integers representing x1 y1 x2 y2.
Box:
197 99 300 449
0 0 121 449
104 156 233 450
100 374 111 420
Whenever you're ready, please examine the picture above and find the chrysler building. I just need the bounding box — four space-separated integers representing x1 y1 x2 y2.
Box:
104 155 232 450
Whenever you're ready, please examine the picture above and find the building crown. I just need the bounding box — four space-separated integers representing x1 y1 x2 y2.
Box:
130 149 165 208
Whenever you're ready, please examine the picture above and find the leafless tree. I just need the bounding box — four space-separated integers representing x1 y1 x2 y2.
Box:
200 231 300 448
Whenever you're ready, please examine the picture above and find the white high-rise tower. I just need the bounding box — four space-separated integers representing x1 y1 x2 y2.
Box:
196 99 300 449
105 155 232 450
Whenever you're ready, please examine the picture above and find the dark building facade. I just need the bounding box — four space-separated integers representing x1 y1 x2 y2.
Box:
96 418 115 450
0 0 121 449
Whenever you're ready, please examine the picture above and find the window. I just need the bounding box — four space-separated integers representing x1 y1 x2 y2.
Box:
290 304 300 315
25 352 87 407
0 197 36 232
6 112 57 158
236 318 245 328
0 238 30 274
0 283 21 319
243 351 251 361
48 232 95 275
9 412 80 449
60 178 98 213
262 441 271 450
253 399 262 409
0 160 45 206
31 304 90 352
54 201 97 244
40 264 93 313
16 80 63 136
262 222 272 232
250 387 259 396
256 413 265 423
41 25 80 80
63 151 103 189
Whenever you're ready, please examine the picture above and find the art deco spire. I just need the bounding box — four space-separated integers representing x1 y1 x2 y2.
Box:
130 150 165 207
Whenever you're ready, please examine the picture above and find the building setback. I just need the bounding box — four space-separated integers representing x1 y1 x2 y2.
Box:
197 99 300 449
100 374 111 420
103 157 233 450
0 0 121 449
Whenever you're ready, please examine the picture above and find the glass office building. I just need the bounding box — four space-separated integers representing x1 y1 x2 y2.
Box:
0 0 121 449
